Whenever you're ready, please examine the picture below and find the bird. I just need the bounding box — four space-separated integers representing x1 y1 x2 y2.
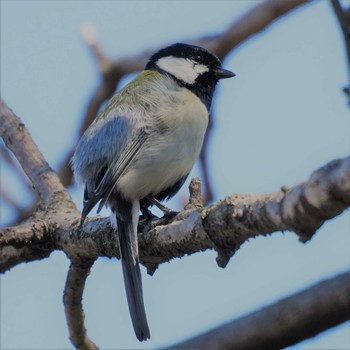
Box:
72 43 235 341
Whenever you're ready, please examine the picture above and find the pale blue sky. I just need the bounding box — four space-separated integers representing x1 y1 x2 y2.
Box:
1 0 349 349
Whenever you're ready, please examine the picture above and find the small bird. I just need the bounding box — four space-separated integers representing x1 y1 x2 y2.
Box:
72 43 235 341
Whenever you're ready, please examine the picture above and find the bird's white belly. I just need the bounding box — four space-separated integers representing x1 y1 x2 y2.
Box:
118 93 208 201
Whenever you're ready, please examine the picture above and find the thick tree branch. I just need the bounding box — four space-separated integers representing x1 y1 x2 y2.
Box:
0 244 53 274
169 270 350 350
2 155 349 273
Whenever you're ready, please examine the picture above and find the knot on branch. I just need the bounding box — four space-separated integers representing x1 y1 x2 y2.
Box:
184 177 204 210
203 196 252 268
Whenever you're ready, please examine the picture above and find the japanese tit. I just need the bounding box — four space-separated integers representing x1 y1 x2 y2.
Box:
72 43 235 341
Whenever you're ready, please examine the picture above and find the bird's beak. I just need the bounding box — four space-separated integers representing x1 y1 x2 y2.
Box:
214 68 236 79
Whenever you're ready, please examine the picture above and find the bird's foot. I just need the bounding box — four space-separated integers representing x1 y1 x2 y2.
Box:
146 195 178 220
139 206 158 230
161 209 178 221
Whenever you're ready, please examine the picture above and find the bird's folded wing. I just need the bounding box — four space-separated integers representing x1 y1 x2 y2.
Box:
80 129 148 225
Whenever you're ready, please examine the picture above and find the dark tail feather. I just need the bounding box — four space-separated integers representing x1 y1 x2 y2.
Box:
117 217 150 341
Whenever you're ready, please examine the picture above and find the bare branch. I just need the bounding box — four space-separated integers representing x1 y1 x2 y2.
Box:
205 0 310 58
169 270 350 350
63 258 98 350
0 99 69 203
0 244 52 274
0 219 48 245
2 155 349 273
0 142 33 190
1 134 38 222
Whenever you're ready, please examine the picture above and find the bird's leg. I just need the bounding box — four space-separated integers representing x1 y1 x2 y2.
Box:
139 202 158 221
146 195 178 219
138 202 157 233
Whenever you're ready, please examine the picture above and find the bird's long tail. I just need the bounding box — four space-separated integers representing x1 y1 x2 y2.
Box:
116 201 150 341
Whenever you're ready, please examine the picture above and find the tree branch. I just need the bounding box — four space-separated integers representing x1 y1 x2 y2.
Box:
0 99 70 203
2 155 349 273
0 141 33 191
63 258 98 350
0 244 53 274
169 270 350 350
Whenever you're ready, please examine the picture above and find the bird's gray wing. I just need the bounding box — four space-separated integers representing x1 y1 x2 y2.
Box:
79 117 148 225
95 129 148 212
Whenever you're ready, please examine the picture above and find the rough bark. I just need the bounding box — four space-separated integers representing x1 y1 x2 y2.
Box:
2 153 349 275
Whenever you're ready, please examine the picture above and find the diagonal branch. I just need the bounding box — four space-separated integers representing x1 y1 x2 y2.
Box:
169 270 350 350
0 99 70 203
0 141 33 191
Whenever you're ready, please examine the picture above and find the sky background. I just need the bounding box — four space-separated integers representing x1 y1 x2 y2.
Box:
1 0 350 349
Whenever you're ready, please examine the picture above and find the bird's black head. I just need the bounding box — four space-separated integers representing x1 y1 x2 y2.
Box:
145 43 235 109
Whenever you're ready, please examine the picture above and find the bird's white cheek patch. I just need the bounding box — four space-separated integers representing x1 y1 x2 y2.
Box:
156 56 209 84
193 63 209 75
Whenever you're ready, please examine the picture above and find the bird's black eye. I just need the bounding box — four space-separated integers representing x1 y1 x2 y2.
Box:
195 54 202 62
